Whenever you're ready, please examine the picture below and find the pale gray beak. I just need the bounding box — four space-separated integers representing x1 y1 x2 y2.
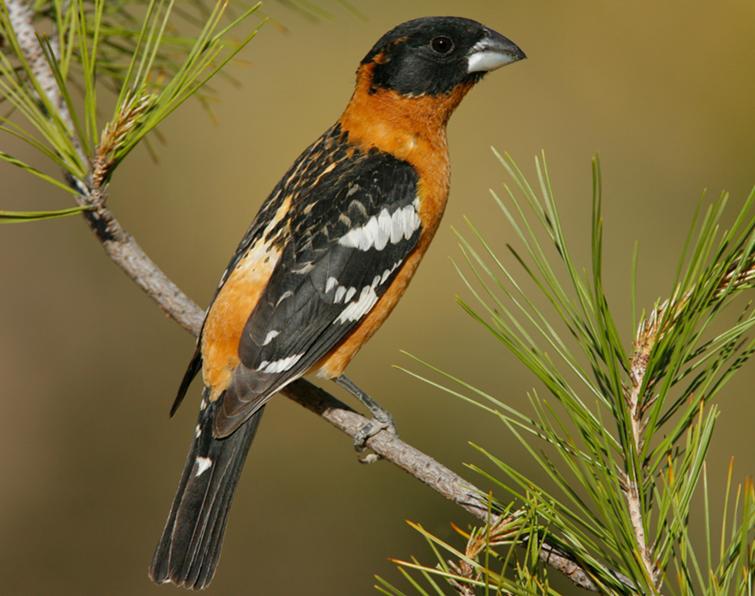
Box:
466 30 526 73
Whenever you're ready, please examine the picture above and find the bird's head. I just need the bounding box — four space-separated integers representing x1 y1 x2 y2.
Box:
360 16 525 97
341 17 525 160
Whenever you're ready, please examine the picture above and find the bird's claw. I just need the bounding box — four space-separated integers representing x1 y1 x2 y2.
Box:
353 413 397 464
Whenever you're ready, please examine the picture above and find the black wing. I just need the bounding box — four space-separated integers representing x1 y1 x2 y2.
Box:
213 146 421 436
171 125 348 414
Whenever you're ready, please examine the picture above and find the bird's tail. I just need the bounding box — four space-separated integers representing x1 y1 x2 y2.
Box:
149 396 263 590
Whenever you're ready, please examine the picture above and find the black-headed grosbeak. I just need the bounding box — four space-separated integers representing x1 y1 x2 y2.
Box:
149 16 525 589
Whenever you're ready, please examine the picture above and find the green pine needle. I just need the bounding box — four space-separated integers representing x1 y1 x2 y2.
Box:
0 205 88 222
1 0 264 194
391 152 753 594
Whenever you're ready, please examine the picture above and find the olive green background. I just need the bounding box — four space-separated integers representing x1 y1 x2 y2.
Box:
1 1 753 594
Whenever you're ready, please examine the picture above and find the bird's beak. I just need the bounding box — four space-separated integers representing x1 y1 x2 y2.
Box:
466 30 526 74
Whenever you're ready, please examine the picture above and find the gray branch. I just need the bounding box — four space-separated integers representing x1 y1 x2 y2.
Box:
6 1 607 591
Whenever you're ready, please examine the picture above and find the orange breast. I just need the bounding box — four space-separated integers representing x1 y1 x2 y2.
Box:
315 64 464 378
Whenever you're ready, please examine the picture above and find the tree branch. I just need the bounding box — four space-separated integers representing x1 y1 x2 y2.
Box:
6 2 607 591
626 336 660 592
623 259 755 593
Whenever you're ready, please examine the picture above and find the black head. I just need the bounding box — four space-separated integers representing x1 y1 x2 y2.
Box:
362 16 525 96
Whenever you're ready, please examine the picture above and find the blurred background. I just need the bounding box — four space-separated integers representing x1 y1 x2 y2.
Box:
1 0 753 594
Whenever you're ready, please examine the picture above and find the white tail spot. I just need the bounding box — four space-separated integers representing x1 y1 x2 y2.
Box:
195 456 212 477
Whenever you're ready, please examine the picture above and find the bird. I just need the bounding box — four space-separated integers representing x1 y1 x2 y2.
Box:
149 16 525 590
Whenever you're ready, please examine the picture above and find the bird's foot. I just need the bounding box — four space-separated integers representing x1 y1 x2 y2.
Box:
334 375 397 463
353 412 397 464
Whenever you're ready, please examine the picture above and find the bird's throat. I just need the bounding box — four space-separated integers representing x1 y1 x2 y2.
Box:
339 62 472 162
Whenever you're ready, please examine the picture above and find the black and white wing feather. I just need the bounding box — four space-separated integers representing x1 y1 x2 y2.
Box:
213 147 421 436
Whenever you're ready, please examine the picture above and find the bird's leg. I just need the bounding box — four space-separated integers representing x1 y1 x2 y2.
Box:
335 375 397 455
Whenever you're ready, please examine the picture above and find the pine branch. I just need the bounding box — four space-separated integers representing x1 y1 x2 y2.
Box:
7 2 70 129
398 148 754 594
623 253 755 593
3 2 607 592
625 340 661 590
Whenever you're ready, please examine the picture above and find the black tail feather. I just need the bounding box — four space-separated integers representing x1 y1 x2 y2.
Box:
170 350 203 417
149 398 263 590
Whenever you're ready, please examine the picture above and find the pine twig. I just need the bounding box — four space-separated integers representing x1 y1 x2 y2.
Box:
626 330 661 591
622 259 755 592
4 2 606 591
6 0 85 167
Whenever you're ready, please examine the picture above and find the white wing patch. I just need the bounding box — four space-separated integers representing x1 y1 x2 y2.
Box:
333 260 403 324
258 353 304 374
335 279 381 323
262 330 280 345
338 199 420 251
333 284 357 304
251 197 420 374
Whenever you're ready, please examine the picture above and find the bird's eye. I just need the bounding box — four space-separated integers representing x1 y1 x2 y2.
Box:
430 36 454 55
